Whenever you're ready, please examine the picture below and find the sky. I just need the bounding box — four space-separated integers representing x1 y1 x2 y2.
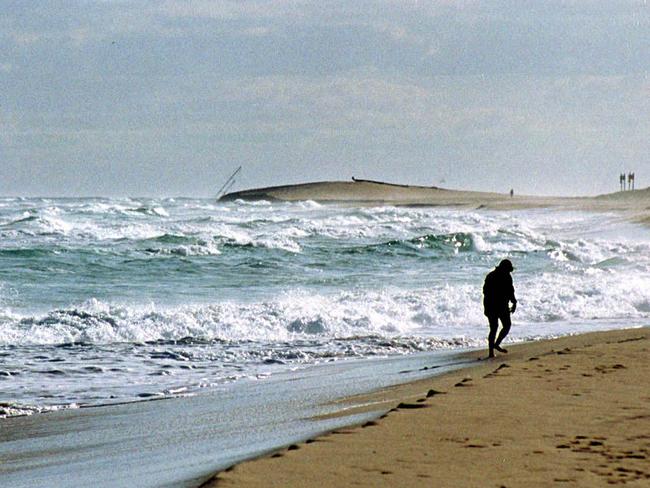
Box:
1 0 649 197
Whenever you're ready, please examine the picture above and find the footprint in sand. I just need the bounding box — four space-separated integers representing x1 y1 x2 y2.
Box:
396 402 428 409
595 364 627 374
464 441 487 448
483 364 510 378
426 389 445 397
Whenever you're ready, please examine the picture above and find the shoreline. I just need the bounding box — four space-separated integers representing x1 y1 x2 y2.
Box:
203 326 650 487
2 327 648 487
0 345 469 488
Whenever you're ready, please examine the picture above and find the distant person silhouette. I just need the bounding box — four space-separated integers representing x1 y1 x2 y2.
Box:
483 259 517 358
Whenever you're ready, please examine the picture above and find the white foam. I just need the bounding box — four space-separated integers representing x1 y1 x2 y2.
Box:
3 257 649 347
234 199 272 206
296 200 322 209
2 203 650 341
4 200 650 416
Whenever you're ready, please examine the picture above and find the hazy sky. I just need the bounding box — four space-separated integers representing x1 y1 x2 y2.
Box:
1 0 649 197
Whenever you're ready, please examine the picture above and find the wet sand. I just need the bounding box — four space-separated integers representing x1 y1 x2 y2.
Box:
204 327 650 487
0 347 468 488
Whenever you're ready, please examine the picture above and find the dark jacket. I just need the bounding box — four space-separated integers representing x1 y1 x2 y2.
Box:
483 268 516 316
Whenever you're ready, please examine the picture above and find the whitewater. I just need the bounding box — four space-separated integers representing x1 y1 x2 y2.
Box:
1 197 649 417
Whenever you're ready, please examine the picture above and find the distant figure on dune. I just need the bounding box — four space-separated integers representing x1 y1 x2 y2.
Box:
509 188 514 198
483 259 517 358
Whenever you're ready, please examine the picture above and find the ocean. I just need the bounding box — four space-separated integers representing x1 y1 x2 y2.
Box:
1 197 649 418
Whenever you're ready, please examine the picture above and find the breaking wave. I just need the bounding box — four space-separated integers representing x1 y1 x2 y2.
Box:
2 198 650 415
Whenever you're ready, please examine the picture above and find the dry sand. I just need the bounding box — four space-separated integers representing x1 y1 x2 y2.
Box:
203 327 649 488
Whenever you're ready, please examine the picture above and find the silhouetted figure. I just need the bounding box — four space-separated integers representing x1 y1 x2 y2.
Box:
629 172 635 191
483 259 517 358
509 188 514 198
620 173 626 191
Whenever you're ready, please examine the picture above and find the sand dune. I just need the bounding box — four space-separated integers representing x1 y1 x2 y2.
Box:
220 180 546 207
220 179 650 219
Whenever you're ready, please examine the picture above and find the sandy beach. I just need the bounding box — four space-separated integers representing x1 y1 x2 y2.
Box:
204 327 649 487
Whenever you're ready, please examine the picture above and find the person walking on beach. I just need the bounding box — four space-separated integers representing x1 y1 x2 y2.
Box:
483 259 517 358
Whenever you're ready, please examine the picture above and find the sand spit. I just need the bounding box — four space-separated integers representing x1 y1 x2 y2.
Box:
220 179 650 217
220 180 556 208
204 327 650 488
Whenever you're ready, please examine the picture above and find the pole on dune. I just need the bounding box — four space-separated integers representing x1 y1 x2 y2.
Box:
221 178 237 197
216 166 242 200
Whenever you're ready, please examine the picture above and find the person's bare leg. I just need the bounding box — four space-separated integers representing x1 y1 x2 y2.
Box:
487 315 499 358
494 313 511 352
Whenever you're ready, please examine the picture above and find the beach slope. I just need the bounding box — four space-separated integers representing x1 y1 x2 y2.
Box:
204 327 650 488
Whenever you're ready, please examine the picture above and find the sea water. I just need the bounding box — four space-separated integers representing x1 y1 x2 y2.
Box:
1 197 649 417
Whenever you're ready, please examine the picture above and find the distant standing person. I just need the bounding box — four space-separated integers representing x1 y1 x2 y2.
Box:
509 188 514 198
483 259 517 358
